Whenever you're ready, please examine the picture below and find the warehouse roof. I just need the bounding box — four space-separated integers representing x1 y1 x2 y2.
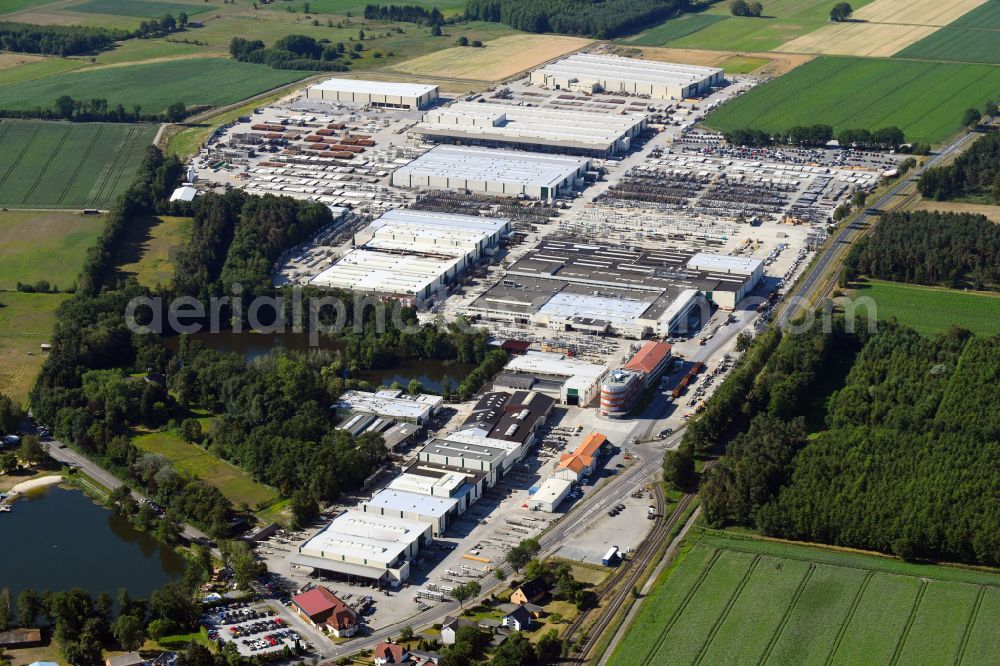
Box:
533 477 572 503
364 488 459 518
535 54 722 87
504 351 608 384
311 248 462 297
310 78 438 97
333 390 442 421
687 252 763 275
299 511 428 567
421 438 510 467
394 145 590 188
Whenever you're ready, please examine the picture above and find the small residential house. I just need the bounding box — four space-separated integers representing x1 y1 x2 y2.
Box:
440 616 475 645
510 577 548 605
291 586 359 637
373 642 408 665
501 604 532 632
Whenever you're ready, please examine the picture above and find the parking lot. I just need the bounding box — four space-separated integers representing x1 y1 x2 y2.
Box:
201 601 302 657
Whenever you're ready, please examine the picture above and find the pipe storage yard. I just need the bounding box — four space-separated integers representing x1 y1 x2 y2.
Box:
391 145 592 201
305 78 440 109
530 53 724 99
411 103 648 157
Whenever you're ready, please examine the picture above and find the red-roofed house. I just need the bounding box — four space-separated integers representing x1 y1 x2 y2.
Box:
623 341 672 387
373 642 409 665
555 432 608 481
291 586 359 637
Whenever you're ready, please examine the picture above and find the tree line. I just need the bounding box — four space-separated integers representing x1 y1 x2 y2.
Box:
842 210 1000 290
230 34 350 72
918 131 1000 202
464 0 689 38
364 3 444 24
0 14 189 57
0 95 188 123
723 125 906 150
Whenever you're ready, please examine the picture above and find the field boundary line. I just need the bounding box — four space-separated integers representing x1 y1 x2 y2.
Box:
640 548 724 664
57 124 104 205
692 554 762 665
0 124 39 193
889 579 927 666
954 586 986 665
21 124 71 204
757 563 816 666
824 570 875 666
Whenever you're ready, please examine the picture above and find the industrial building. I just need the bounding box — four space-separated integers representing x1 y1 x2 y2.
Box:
361 488 460 536
306 78 439 109
469 242 763 338
530 477 573 512
311 209 510 305
389 460 489 513
496 351 609 406
411 103 647 157
530 54 723 100
600 341 673 417
623 341 673 386
454 390 556 448
418 437 512 488
555 432 609 482
332 389 443 425
293 511 433 585
391 145 591 201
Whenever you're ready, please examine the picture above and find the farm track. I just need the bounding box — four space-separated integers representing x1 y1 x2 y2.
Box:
20 124 71 204
692 555 762 665
955 586 986 665
889 579 927 666
57 124 104 205
825 570 875 665
0 125 39 193
757 563 817 666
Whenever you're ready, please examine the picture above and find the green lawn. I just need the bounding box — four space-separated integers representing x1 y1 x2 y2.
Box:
623 13 727 46
896 3 1000 65
658 0 871 52
849 279 1000 338
71 0 212 17
703 56 1000 145
0 210 104 291
133 430 278 508
609 530 1000 666
0 292 70 405
0 120 156 208
114 215 192 288
0 58 310 115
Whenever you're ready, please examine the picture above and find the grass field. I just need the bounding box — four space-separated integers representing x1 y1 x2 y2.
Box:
391 33 591 80
848 279 1000 337
114 216 192 288
0 292 69 404
895 2 1000 64
0 120 155 209
0 59 309 115
914 200 1000 222
623 13 727 46
703 56 1000 145
610 530 1000 666
133 430 278 508
0 211 104 291
0 58 84 86
779 0 989 57
654 0 872 52
71 0 211 17
0 0 66 15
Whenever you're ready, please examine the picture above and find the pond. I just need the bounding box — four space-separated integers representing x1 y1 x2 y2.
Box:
0 484 185 602
165 331 475 393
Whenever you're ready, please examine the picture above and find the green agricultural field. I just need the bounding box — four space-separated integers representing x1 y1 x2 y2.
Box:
0 58 83 86
114 215 193 288
657 0 871 52
703 56 1000 144
0 292 70 404
0 59 310 115
896 2 1000 64
609 530 1000 666
0 0 65 16
70 0 211 18
0 120 156 209
849 279 1000 338
133 430 278 508
623 13 727 46
0 210 103 290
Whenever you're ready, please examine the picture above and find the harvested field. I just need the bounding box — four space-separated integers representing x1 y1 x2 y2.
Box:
390 34 592 81
0 54 45 70
0 120 156 209
913 200 1000 222
703 57 1000 145
632 46 813 77
779 0 990 56
609 530 1000 666
0 210 104 290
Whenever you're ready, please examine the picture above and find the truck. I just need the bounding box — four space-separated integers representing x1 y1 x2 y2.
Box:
602 546 620 566
647 505 656 519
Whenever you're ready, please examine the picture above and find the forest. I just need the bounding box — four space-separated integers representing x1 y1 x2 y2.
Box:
463 0 690 38
691 315 1000 567
842 210 1000 290
364 4 444 24
918 131 1000 201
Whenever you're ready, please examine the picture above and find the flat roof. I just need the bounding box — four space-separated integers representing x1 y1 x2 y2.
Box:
291 554 389 580
687 252 763 275
394 145 590 189
333 390 442 420
535 54 722 87
534 477 573 502
420 438 510 467
299 510 429 566
504 351 608 384
364 488 458 518
310 78 438 98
